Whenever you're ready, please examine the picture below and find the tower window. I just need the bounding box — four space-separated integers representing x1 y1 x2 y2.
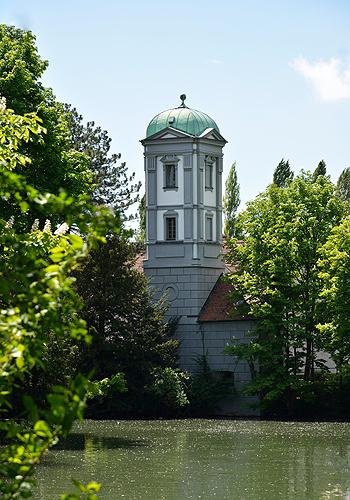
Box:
206 216 213 241
165 217 176 240
165 164 176 188
161 154 179 190
205 163 213 189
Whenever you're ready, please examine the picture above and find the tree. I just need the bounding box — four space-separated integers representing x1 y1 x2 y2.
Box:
0 25 95 226
0 96 115 498
0 25 47 115
75 234 180 417
137 193 146 243
0 25 140 225
318 218 350 374
336 167 350 202
223 162 240 237
225 172 346 414
66 105 141 216
273 158 293 187
313 159 327 180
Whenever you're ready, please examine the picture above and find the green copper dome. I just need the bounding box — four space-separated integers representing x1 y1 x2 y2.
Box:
146 95 220 138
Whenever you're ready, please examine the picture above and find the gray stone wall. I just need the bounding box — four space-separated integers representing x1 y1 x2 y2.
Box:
176 319 259 416
145 264 258 416
144 266 222 318
142 124 257 415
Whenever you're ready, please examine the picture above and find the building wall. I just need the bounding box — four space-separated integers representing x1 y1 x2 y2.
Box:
156 155 184 206
142 129 256 415
143 134 224 267
176 318 259 416
145 266 222 318
145 265 259 416
157 209 185 241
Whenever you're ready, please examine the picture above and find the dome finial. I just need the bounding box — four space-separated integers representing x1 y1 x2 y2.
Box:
179 94 187 107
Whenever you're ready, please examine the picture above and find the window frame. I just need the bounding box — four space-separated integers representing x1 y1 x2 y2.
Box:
205 156 215 191
163 211 178 241
161 154 180 191
165 217 176 241
205 212 214 241
165 163 176 189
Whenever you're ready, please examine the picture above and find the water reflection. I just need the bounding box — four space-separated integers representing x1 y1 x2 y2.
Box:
34 420 350 499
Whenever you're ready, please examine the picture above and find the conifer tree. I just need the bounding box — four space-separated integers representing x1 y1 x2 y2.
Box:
75 234 179 416
313 159 327 180
223 162 240 238
65 105 141 216
273 158 293 187
137 193 146 243
336 167 350 201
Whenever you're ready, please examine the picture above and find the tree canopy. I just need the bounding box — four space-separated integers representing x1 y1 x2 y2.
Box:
223 162 240 237
312 159 327 180
0 90 116 498
0 25 95 227
75 234 179 417
337 167 350 202
225 172 347 414
66 105 141 215
318 217 350 373
273 158 293 187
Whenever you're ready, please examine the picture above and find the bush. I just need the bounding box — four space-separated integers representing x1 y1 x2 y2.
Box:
186 355 235 416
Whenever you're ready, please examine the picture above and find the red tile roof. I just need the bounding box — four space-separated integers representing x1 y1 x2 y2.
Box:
134 252 145 272
135 241 251 323
198 275 251 322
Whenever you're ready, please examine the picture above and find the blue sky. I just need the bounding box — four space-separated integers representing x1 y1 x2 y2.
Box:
2 0 350 211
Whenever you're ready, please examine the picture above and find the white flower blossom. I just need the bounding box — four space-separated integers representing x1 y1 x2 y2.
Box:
5 216 14 228
54 222 69 235
0 96 6 111
43 219 52 233
31 219 39 232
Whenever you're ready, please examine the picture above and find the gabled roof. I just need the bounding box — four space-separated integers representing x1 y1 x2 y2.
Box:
141 125 227 145
141 126 195 144
198 127 227 143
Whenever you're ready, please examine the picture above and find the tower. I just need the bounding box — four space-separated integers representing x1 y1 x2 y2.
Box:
142 95 227 371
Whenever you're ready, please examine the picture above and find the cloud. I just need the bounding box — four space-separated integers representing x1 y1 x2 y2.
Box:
210 59 223 65
291 57 350 101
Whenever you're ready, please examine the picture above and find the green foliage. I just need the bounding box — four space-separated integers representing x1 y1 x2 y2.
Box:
87 374 127 399
225 172 346 414
225 340 262 381
336 167 350 202
312 159 327 180
75 235 180 417
186 355 235 416
137 193 146 243
0 25 95 226
60 480 101 500
148 367 189 411
0 83 116 498
0 25 47 115
223 162 240 237
273 158 293 187
318 218 350 373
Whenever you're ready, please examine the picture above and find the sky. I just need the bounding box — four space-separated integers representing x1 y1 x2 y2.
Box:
2 0 350 212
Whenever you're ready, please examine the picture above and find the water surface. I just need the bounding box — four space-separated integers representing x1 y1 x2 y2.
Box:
35 419 350 499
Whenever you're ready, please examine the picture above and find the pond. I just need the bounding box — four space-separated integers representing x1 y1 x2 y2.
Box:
34 419 350 499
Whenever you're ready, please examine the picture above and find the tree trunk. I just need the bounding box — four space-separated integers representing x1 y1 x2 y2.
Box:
304 339 312 380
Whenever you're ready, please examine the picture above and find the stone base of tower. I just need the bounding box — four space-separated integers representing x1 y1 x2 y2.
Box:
144 266 260 417
176 317 259 416
144 266 222 318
